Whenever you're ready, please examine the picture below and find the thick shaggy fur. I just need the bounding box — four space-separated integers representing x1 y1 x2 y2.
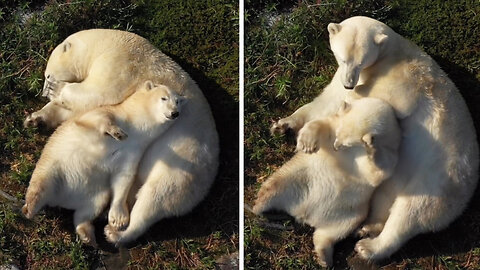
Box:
256 98 401 267
270 16 478 261
24 29 219 244
22 82 183 245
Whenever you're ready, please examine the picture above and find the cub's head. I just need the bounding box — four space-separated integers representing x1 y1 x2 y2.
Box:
333 97 400 152
328 16 389 90
141 81 185 122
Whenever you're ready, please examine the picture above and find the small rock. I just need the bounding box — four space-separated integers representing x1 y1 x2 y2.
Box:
215 252 239 270
0 265 20 270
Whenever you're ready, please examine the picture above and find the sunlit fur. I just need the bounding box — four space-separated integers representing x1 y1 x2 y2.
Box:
24 29 219 245
256 98 401 267
270 16 478 261
22 82 184 245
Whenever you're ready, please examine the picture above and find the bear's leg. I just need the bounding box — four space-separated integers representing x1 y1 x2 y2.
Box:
313 223 358 267
75 111 128 141
105 183 165 245
54 78 133 112
105 169 205 245
253 154 309 215
102 124 128 141
253 175 286 215
22 168 58 219
73 191 110 246
296 119 331 153
356 178 399 238
75 221 96 246
271 80 346 136
355 193 450 261
108 154 145 231
24 101 73 129
104 191 157 245
270 103 312 135
22 186 48 219
354 196 417 260
313 229 335 268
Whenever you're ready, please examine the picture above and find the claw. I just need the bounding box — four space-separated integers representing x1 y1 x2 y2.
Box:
42 79 51 97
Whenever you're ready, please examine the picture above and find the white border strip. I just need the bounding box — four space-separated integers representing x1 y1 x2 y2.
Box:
239 0 245 268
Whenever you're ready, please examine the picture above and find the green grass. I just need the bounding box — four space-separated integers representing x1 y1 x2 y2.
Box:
0 0 238 269
245 0 480 269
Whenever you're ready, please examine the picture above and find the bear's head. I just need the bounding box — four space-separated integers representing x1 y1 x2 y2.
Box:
44 39 84 84
141 81 186 122
328 16 389 90
333 97 399 153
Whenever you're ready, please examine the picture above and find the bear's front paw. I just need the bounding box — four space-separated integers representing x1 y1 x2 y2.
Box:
270 118 296 136
355 238 382 260
108 204 130 231
106 126 128 141
355 223 384 238
315 247 333 268
42 76 66 100
252 189 271 215
104 224 121 245
21 203 34 219
296 127 320 153
24 113 45 128
76 223 98 247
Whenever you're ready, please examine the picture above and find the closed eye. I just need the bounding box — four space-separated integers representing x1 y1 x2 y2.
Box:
161 97 168 101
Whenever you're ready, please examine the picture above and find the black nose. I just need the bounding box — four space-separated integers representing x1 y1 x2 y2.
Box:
171 111 179 119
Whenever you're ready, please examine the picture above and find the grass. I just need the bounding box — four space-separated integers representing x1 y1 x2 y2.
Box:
245 0 480 269
0 0 238 269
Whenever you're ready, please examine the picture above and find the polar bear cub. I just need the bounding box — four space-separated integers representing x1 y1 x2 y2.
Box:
22 81 184 245
254 97 401 267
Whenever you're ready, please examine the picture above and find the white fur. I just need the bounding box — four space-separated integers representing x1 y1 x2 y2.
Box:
255 98 401 267
22 82 184 245
271 16 479 261
24 29 219 245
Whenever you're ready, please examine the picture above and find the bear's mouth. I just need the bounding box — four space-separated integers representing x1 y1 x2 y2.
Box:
165 111 179 120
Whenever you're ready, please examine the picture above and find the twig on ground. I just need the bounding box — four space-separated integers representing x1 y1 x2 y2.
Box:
0 189 24 204
257 220 294 230
245 203 294 230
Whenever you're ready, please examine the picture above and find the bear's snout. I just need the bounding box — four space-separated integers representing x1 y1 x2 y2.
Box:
166 111 179 120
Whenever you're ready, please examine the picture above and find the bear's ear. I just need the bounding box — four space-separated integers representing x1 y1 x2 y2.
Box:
374 33 388 45
338 101 351 115
327 23 341 35
144 80 155 91
63 42 71 53
362 133 374 147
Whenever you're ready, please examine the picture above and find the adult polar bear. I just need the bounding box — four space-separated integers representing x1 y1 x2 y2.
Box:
25 29 219 244
271 16 478 261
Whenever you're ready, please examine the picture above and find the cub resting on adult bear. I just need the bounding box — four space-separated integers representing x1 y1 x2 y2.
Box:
255 97 401 267
270 16 478 261
22 81 184 246
24 29 219 245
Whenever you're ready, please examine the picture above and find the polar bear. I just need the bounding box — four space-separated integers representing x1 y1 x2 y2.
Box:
255 97 401 267
23 29 219 244
271 16 478 261
22 81 184 245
